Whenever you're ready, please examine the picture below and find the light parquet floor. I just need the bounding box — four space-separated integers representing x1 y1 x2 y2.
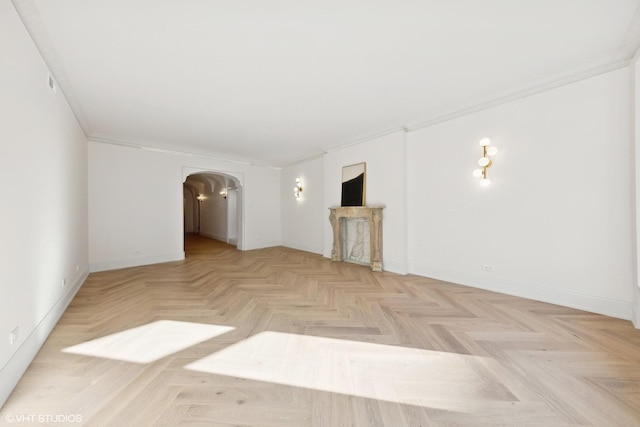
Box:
2 234 640 426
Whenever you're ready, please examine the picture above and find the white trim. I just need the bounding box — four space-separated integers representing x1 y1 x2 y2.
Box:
199 232 227 243
406 54 631 132
90 137 279 169
633 285 640 329
14 0 640 169
621 4 640 58
281 241 323 255
86 54 633 167
182 166 245 188
182 167 245 251
632 54 639 301
11 0 91 135
317 254 408 275
281 152 326 169
397 128 410 276
634 44 640 64
242 241 283 251
322 126 405 155
89 252 185 273
0 268 88 408
409 264 633 321
382 261 408 276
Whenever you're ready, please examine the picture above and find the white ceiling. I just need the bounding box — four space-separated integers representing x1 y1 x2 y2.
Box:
13 0 640 167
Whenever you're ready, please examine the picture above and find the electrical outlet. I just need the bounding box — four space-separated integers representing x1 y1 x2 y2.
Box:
482 264 494 272
10 326 19 345
62 277 67 287
134 249 142 255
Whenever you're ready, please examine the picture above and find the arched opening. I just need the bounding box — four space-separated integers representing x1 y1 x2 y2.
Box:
182 169 244 254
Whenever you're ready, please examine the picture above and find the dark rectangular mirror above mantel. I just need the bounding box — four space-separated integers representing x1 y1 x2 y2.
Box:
341 162 366 207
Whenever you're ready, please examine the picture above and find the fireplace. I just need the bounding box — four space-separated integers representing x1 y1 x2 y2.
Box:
328 206 383 271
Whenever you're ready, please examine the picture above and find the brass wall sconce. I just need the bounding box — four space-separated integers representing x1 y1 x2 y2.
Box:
294 178 303 201
472 138 498 187
219 189 227 199
196 194 205 202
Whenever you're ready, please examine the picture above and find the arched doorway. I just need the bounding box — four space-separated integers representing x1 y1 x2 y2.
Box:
182 168 244 252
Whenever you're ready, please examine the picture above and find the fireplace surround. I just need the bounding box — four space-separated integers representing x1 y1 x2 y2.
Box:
328 206 383 271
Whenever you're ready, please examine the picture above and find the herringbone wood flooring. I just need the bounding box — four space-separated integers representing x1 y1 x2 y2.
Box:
2 234 640 426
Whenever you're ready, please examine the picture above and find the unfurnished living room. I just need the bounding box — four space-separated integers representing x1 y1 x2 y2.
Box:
2 1 640 425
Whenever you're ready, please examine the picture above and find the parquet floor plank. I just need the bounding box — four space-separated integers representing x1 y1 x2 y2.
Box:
1 234 640 426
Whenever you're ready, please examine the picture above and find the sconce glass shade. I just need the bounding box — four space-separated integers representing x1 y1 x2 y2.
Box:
474 137 497 187
478 157 490 167
294 177 303 200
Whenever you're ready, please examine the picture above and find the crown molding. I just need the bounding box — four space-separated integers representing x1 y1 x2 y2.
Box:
290 50 636 163
406 51 632 132
11 0 91 136
258 126 406 169
14 0 640 169
322 126 405 154
621 3 640 58
88 136 281 170
280 152 326 169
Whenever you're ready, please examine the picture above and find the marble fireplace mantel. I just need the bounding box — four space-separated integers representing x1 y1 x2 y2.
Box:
328 206 384 272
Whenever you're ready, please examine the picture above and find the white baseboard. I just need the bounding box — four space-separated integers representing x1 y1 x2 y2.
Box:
382 260 408 275
199 232 226 242
281 241 323 255
317 253 408 275
90 252 185 273
243 241 283 251
409 264 632 321
632 285 640 329
0 268 88 408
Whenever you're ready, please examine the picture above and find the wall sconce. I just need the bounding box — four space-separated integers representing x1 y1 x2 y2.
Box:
294 178 303 201
196 194 205 202
219 188 227 199
472 138 498 187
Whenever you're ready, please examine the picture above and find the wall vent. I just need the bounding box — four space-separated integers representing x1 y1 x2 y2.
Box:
47 72 57 94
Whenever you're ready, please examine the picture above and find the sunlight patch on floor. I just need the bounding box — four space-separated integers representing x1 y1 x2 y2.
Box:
63 320 234 363
184 331 516 413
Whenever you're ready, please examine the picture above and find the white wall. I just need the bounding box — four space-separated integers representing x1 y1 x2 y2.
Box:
89 142 184 270
324 131 408 274
89 141 281 271
200 180 228 242
633 50 640 327
0 2 88 407
183 189 196 233
408 68 634 319
281 157 325 254
227 188 238 245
